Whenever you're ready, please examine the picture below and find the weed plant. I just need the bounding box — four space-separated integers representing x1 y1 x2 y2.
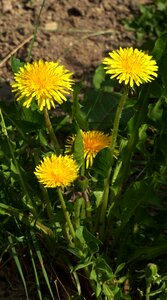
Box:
1 2 167 300
125 0 167 45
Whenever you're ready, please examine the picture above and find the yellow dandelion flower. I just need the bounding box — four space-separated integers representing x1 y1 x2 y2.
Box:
66 130 111 168
11 60 73 111
34 154 78 188
103 47 158 87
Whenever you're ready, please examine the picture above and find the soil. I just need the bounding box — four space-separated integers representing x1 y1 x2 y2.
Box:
0 0 151 299
0 0 152 85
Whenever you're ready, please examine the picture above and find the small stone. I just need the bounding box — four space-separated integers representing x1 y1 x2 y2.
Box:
2 0 13 13
44 22 58 31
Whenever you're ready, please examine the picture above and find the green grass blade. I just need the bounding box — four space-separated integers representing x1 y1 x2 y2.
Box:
0 203 53 236
8 235 29 300
29 246 42 300
30 230 55 300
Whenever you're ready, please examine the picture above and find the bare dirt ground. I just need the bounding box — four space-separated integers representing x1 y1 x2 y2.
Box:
0 0 151 85
0 0 151 299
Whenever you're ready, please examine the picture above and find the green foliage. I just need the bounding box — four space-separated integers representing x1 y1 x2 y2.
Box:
82 88 133 130
73 127 84 168
8 235 29 300
72 83 89 130
11 57 24 73
125 0 167 44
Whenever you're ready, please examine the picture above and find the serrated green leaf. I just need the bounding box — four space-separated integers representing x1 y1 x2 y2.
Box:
83 90 120 130
148 99 163 122
73 261 92 272
120 179 155 230
11 57 24 73
114 263 126 275
73 128 84 168
93 64 105 89
152 32 167 61
38 130 48 147
93 148 112 178
75 226 100 253
96 257 113 279
83 89 133 130
96 281 102 298
90 269 98 281
93 191 103 208
20 105 43 123
72 83 89 130
75 225 86 245
102 283 114 297
10 160 19 175
159 51 167 86
149 81 162 98
83 227 101 253
136 124 149 155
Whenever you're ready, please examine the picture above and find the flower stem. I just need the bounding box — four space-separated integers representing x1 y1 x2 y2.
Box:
113 85 150 198
146 279 151 300
99 86 129 238
83 191 92 231
41 186 53 220
57 188 76 243
98 168 111 238
43 107 61 153
106 85 150 239
110 85 129 156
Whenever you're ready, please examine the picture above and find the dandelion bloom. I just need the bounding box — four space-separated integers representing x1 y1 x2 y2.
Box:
34 154 78 188
103 47 158 87
66 130 111 168
11 60 73 111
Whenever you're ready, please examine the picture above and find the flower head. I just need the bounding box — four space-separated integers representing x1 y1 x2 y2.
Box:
103 47 158 87
11 60 73 111
34 154 78 188
66 130 111 168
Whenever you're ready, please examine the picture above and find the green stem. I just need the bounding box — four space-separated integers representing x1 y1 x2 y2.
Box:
80 162 85 177
74 198 83 228
83 191 92 231
41 186 53 220
110 85 129 156
57 188 76 243
113 85 150 197
146 279 151 300
43 107 61 153
80 198 86 220
106 85 150 239
98 168 112 237
0 109 32 205
27 0 46 62
98 86 129 238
